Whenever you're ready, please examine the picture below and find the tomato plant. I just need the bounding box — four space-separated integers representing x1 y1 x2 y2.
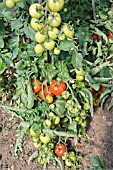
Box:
54 143 66 157
31 79 41 93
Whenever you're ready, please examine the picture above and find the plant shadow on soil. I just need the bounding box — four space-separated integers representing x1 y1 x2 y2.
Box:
0 99 113 170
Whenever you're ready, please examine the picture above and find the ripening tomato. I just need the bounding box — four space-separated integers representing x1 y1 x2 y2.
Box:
54 143 66 157
48 12 61 27
47 0 65 12
29 3 44 19
44 86 53 96
92 88 96 95
39 89 45 100
44 40 55 50
5 0 15 8
107 31 112 40
92 33 98 40
31 18 43 31
100 86 106 92
40 133 51 144
29 127 37 137
34 44 44 54
61 24 74 37
35 32 46 43
31 79 42 93
50 80 66 96
46 95 53 103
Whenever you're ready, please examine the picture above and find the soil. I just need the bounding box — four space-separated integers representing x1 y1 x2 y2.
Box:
0 100 113 170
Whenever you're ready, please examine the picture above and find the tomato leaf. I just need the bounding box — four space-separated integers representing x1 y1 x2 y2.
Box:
0 19 5 38
9 36 19 59
54 100 66 118
28 151 38 165
23 23 36 40
59 40 75 51
81 88 94 117
0 58 6 74
72 49 83 69
100 67 112 78
0 36 4 48
27 80 34 109
0 7 15 21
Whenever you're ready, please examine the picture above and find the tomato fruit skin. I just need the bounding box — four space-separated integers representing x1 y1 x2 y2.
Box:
32 136 39 143
43 119 52 127
33 142 41 149
29 127 37 137
39 89 45 100
92 33 98 40
48 0 64 12
43 86 53 97
31 18 43 31
5 0 15 8
62 91 70 99
48 12 61 27
50 80 66 96
48 28 59 40
44 40 55 50
54 48 61 55
76 74 84 81
61 24 74 37
83 103 90 111
58 34 65 41
31 79 41 93
100 86 106 93
54 143 66 157
40 133 51 144
92 88 96 95
107 31 112 39
13 0 21 2
29 3 43 19
65 159 73 167
46 95 53 103
34 44 44 54
35 32 46 43
53 115 60 124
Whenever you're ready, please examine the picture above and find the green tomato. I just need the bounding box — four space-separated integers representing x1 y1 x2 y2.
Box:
62 152 68 160
33 142 41 149
13 0 21 2
43 119 51 127
31 18 43 31
5 0 15 8
29 3 43 19
48 12 61 27
49 112 55 117
69 151 76 162
83 103 90 111
80 110 86 117
62 91 70 99
48 28 59 40
53 115 60 124
49 104 55 110
69 107 79 114
44 40 55 50
75 69 86 76
76 74 84 81
58 34 66 41
65 158 73 167
61 24 74 37
38 157 46 164
40 133 51 144
34 44 44 54
35 32 46 43
48 142 54 149
47 0 64 12
81 121 87 127
75 116 80 122
76 81 85 88
54 48 61 55
32 136 39 143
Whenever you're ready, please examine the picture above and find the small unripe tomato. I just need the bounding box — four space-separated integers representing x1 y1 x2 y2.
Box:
54 48 61 55
34 44 44 54
5 0 15 8
46 95 53 103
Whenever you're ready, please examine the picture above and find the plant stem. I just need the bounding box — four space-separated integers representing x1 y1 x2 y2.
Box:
92 0 96 20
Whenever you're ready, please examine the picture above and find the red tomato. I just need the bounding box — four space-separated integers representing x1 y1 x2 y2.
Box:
31 80 42 93
39 89 45 100
43 6 46 10
54 143 66 157
98 90 102 96
50 80 66 96
92 33 98 40
107 32 112 40
92 88 96 95
100 86 106 92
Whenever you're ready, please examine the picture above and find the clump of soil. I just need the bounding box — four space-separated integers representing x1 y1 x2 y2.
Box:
0 102 113 170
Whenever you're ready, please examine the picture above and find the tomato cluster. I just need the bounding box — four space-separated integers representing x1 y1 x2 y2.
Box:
31 79 66 103
29 1 74 55
5 0 21 8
